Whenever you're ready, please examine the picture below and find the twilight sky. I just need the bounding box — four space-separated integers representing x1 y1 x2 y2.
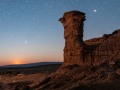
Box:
0 0 120 65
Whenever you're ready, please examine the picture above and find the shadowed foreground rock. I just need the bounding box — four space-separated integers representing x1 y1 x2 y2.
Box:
35 58 120 90
15 84 31 90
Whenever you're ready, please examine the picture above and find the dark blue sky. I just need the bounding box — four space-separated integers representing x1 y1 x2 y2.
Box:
0 0 120 65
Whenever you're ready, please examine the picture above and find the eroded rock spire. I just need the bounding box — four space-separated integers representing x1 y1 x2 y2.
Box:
59 10 86 65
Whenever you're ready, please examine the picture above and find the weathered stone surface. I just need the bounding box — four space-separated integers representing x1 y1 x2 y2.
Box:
85 30 120 65
59 10 86 65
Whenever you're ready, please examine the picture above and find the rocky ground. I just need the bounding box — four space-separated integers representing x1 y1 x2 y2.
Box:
36 58 120 90
0 64 61 90
0 73 47 90
0 59 120 90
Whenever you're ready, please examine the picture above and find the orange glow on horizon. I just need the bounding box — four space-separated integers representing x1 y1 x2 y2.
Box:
11 58 24 65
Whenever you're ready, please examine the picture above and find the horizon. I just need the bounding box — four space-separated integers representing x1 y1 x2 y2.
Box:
0 0 120 65
0 61 62 67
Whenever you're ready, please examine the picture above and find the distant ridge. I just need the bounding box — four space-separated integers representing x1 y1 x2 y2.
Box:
0 62 62 68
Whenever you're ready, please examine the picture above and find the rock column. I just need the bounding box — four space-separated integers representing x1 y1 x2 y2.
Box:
59 10 86 65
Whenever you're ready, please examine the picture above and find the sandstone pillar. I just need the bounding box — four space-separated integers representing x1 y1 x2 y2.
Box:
59 10 86 65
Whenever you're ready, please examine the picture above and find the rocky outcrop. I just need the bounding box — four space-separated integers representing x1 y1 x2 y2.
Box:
36 58 120 90
31 10 120 90
59 10 86 65
59 10 120 66
85 30 120 65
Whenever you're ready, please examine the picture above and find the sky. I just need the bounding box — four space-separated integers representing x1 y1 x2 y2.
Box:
0 0 120 65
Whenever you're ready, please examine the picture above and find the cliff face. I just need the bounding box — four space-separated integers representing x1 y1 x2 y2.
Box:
59 10 120 66
59 11 86 65
85 30 120 65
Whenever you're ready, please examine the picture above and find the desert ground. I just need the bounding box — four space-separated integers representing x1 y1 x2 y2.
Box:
0 64 61 90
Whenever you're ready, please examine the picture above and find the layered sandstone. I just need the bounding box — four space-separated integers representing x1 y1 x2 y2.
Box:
59 10 86 65
85 30 120 65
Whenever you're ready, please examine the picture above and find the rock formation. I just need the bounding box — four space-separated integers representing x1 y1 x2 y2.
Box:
32 10 120 90
59 10 86 65
59 10 120 66
85 30 120 65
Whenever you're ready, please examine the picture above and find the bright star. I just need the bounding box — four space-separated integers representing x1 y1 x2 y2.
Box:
93 9 97 13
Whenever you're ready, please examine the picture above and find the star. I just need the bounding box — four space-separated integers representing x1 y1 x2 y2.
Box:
93 9 97 13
